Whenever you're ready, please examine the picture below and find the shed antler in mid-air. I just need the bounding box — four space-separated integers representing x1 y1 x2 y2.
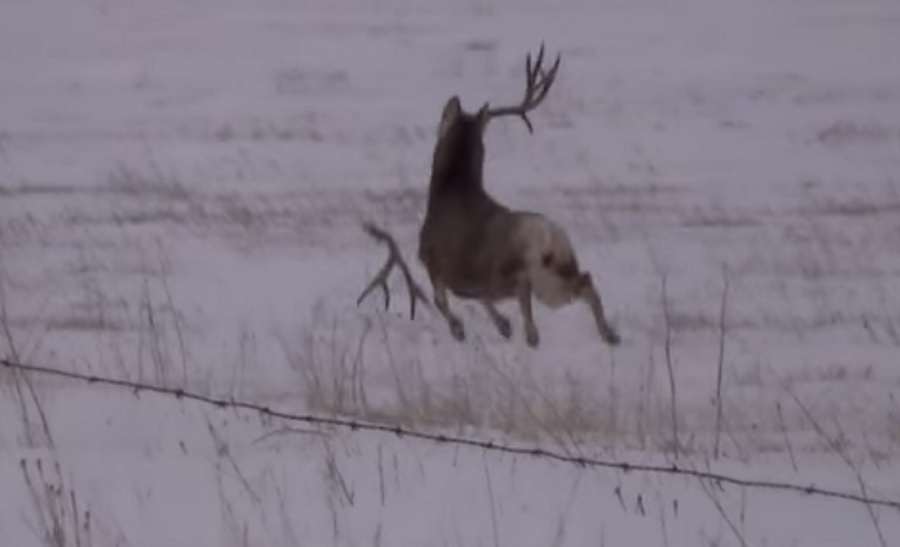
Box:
359 43 620 348
357 222 431 320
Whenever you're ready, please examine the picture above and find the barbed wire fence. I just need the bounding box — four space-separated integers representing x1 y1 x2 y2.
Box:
2 357 899 512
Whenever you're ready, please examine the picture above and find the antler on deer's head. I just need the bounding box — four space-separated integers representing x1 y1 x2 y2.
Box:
481 43 562 134
357 222 432 319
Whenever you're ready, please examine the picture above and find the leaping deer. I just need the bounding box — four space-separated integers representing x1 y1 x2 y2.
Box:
358 44 620 348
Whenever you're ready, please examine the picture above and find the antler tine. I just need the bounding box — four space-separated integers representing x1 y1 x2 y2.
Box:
525 44 541 83
528 52 561 108
357 222 432 320
484 43 562 134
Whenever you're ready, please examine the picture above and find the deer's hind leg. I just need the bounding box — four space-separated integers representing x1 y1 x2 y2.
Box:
576 272 621 346
517 280 541 348
481 300 512 339
532 252 620 347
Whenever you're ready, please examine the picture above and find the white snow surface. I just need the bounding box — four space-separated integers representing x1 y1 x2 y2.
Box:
2 0 900 545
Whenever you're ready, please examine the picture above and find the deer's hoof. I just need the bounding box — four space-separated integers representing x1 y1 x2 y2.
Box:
603 329 621 347
495 317 512 339
449 319 466 341
525 328 540 348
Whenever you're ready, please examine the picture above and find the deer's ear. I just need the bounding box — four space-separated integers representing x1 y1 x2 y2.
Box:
476 102 490 129
438 95 462 137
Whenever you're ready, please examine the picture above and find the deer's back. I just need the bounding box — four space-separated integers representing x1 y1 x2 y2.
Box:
419 191 581 303
418 191 518 296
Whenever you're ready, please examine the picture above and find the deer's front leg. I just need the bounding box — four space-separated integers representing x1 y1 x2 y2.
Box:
432 280 465 341
481 300 512 339
517 281 540 347
578 273 621 346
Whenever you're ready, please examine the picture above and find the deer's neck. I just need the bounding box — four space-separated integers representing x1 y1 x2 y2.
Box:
429 169 483 195
428 151 485 197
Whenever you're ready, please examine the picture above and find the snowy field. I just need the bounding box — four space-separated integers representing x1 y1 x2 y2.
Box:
2 0 900 544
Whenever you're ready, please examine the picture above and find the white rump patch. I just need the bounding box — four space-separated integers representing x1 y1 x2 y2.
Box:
513 214 579 308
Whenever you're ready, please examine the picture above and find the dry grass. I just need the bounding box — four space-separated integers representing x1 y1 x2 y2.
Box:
276 312 635 449
20 458 96 547
2 150 898 465
815 120 899 147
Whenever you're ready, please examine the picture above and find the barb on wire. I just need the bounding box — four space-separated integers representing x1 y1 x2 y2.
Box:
2 358 899 512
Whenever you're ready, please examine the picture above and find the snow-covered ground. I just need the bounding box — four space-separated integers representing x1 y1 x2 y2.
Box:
2 0 900 544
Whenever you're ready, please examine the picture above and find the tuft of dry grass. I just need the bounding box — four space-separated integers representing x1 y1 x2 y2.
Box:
276 311 630 447
104 161 189 201
20 458 95 547
815 120 898 147
277 303 706 454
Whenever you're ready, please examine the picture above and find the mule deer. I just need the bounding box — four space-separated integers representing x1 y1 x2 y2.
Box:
359 44 620 348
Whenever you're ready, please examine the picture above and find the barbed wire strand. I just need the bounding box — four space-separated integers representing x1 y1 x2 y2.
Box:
2 358 899 511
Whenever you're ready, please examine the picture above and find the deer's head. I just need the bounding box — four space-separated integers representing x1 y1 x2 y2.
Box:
430 96 489 189
429 44 561 196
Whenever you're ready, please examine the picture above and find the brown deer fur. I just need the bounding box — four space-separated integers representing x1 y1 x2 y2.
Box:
416 96 620 347
359 45 620 348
